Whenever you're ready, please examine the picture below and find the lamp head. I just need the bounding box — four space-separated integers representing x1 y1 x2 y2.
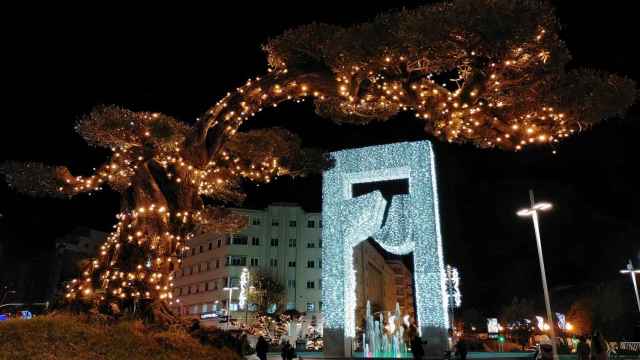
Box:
517 208 534 217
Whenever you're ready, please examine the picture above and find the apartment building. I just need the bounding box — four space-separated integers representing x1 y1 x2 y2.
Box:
172 203 323 320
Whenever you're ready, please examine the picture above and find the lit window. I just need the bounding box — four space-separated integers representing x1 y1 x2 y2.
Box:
230 303 239 311
287 303 295 310
306 302 315 312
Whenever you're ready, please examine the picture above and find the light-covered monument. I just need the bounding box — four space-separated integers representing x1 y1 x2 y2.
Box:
322 141 448 357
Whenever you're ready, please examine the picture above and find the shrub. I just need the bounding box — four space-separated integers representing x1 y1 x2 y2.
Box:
0 314 241 360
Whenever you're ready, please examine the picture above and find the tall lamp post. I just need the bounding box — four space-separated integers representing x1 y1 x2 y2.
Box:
620 260 640 313
223 280 239 330
517 190 557 360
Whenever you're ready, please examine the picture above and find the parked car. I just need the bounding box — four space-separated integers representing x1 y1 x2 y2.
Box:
0 302 49 321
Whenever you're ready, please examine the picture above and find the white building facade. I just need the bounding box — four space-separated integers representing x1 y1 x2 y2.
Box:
172 203 323 320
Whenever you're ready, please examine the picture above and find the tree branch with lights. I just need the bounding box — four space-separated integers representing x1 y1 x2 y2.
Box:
0 0 635 324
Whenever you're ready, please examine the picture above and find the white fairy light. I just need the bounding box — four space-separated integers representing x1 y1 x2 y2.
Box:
239 267 249 310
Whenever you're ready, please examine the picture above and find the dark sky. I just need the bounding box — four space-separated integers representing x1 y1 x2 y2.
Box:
1 2 638 315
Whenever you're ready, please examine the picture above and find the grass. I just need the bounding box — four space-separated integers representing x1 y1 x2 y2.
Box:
0 314 241 360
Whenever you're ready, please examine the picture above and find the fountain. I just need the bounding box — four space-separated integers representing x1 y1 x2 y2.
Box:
362 300 412 358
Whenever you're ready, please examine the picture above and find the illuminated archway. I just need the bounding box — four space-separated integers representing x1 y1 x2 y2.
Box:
322 141 448 357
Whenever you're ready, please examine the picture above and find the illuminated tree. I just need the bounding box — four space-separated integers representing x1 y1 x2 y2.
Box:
248 270 286 315
0 0 635 323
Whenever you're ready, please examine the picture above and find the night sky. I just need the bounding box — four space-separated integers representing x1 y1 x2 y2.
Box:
1 2 638 315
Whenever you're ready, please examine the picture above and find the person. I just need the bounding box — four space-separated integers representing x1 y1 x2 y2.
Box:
455 337 468 360
410 328 425 360
591 330 609 360
576 335 590 360
281 340 291 360
287 342 297 360
256 336 269 360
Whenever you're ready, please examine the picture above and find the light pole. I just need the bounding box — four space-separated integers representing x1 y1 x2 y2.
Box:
223 281 239 330
620 259 640 313
517 190 557 360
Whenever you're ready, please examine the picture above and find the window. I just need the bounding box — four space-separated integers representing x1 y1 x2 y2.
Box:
199 245 203 253
206 262 211 271
289 220 297 227
288 280 296 288
232 234 248 245
306 302 315 312
307 242 315 248
306 281 315 289
225 236 231 245
270 238 279 247
252 218 261 225
226 256 247 266
251 237 260 246
191 248 196 256
319 260 322 268
319 220 322 228
270 259 278 267
287 302 295 310
319 279 322 289
204 282 209 291
289 239 296 248
307 260 315 268
208 281 215 291
307 220 315 228
251 258 259 267
230 303 239 311
208 242 212 251
185 286 190 295
272 220 279 226
319 301 323 312
216 259 220 268
288 261 296 267
202 304 208 313
217 239 222 248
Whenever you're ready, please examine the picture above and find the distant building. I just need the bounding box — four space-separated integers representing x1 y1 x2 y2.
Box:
172 203 323 322
52 227 107 297
387 259 415 320
353 240 399 330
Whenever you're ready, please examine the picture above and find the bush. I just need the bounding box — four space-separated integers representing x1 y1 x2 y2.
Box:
0 314 241 360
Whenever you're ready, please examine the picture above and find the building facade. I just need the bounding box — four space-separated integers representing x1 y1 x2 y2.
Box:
172 203 323 320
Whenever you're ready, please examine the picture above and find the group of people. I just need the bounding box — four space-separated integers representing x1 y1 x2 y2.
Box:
255 335 296 360
576 331 611 360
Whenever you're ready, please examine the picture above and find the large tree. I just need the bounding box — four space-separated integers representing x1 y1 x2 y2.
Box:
0 0 635 322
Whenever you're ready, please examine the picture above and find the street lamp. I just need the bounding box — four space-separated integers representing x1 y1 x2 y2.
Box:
620 259 640 313
517 189 557 360
223 282 239 330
